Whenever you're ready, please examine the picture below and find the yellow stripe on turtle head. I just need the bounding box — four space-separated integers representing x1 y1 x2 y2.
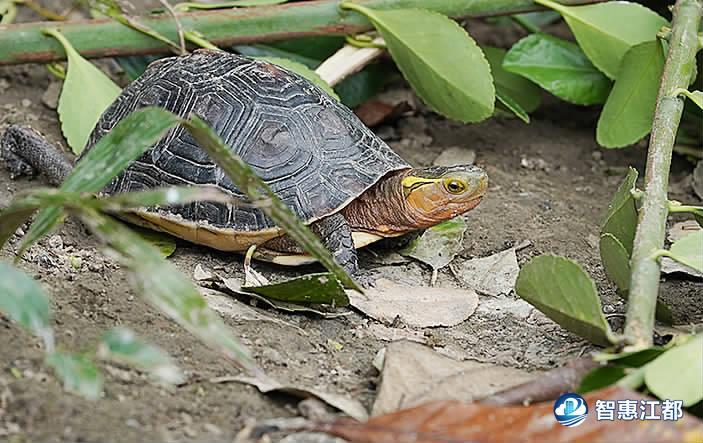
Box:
401 176 441 198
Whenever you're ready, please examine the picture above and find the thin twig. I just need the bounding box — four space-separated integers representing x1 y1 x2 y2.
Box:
623 0 702 351
157 0 186 55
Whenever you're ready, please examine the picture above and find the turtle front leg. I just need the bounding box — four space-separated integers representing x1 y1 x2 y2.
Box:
315 212 359 276
1 125 72 186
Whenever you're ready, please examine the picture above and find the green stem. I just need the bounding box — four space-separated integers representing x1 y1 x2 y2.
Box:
183 30 220 50
0 0 607 65
668 203 703 214
623 0 703 351
344 34 385 49
511 14 541 33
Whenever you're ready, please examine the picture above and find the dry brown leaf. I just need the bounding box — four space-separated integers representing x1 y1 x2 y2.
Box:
354 100 410 127
306 386 703 443
454 246 522 296
348 279 478 327
212 374 368 421
372 340 533 416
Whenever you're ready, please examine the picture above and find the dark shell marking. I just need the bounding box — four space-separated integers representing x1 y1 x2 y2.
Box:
83 50 409 232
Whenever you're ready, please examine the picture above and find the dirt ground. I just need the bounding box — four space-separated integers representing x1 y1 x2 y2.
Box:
1 3 702 443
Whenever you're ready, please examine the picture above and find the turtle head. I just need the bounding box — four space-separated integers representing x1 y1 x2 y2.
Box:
401 165 488 226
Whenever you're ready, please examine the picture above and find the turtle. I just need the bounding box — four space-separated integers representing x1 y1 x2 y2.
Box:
1 49 487 275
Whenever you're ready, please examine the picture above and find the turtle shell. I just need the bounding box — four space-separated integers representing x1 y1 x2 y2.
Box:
84 50 409 238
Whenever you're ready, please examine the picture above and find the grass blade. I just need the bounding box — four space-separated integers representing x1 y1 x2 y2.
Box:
0 262 54 350
182 116 360 291
98 327 184 384
19 107 180 256
77 209 259 374
46 351 103 400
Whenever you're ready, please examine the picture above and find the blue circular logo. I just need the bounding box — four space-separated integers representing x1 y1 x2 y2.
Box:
553 392 588 427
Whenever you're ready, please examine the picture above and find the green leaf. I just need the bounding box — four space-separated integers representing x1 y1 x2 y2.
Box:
599 233 673 324
98 327 184 384
116 55 162 81
599 233 630 293
46 351 102 400
483 46 541 122
256 56 339 101
665 230 703 273
0 199 40 249
0 262 54 349
78 209 259 373
644 334 703 406
342 4 494 123
601 167 638 254
597 41 665 148
679 89 703 111
236 42 391 108
400 216 467 271
335 64 392 108
578 365 627 393
133 228 177 259
20 107 180 256
182 116 360 291
515 255 613 346
503 33 611 105
42 28 121 154
535 0 667 79
596 346 667 367
242 273 349 306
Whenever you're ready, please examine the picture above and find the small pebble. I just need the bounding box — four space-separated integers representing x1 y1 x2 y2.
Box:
21 99 31 108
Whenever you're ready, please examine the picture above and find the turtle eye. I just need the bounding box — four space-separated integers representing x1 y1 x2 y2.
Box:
444 178 467 194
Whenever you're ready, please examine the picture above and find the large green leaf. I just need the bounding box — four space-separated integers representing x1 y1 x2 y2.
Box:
644 334 703 406
599 233 672 324
534 0 667 79
182 117 360 291
483 46 541 122
98 327 183 384
515 255 613 346
255 56 339 100
665 230 703 273
46 351 102 400
19 107 180 256
78 209 259 373
342 4 494 123
242 273 349 306
601 167 638 254
503 33 611 105
597 41 665 148
0 262 54 349
43 28 121 154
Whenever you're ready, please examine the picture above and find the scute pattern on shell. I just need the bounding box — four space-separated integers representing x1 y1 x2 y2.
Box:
83 50 409 231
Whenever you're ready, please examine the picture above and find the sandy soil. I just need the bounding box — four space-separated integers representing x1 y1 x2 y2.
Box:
0 2 701 442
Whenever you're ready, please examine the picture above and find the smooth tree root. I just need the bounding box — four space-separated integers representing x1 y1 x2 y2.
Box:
0 0 606 65
623 0 703 350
